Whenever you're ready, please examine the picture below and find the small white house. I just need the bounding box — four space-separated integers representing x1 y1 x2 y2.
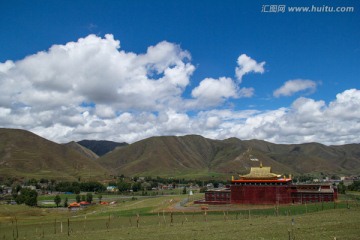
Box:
106 186 118 192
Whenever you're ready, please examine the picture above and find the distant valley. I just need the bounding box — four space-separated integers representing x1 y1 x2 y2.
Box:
77 140 128 157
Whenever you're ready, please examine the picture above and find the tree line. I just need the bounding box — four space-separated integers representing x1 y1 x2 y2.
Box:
5 176 360 208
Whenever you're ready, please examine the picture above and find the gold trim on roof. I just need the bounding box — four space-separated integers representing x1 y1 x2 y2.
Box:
240 166 281 179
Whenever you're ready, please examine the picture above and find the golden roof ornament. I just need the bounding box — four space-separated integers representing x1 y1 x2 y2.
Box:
239 162 281 180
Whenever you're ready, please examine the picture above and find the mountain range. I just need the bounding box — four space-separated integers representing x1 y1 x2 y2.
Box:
1 128 359 181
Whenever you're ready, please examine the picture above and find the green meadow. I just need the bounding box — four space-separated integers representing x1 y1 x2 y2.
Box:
1 194 359 240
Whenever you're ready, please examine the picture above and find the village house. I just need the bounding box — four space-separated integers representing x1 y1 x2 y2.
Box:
106 186 118 192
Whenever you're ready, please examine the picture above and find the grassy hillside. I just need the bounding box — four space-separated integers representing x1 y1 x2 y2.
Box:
2 128 360 180
97 135 360 178
64 141 99 160
97 135 220 178
0 128 111 181
96 135 296 178
246 140 360 176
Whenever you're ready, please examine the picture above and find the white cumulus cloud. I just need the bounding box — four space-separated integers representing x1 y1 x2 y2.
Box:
190 53 264 108
0 34 195 113
273 79 317 97
235 54 265 82
191 77 238 107
1 34 359 145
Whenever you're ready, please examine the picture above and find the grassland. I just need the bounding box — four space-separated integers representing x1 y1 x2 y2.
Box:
1 194 360 240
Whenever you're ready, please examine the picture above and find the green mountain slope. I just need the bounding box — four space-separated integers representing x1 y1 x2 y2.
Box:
64 141 99 160
97 135 360 178
0 128 111 181
2 128 359 180
246 140 360 175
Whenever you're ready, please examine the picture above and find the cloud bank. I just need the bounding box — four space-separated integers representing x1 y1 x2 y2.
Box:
1 34 359 145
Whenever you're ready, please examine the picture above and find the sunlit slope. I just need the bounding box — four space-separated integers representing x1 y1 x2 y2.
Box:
0 128 111 180
98 135 360 178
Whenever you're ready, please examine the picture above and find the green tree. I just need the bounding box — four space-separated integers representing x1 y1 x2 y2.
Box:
64 197 68 207
132 182 141 192
86 192 93 203
79 182 105 192
50 179 56 185
81 195 86 201
337 182 346 194
297 175 314 183
76 194 81 203
54 194 61 207
141 182 151 191
117 181 131 192
199 187 207 193
11 184 22 199
72 186 81 194
182 186 187 194
348 180 360 191
15 188 38 206
331 175 340 180
27 178 38 186
39 178 49 184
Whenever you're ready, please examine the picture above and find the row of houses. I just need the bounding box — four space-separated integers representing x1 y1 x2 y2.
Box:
0 185 43 195
106 184 200 193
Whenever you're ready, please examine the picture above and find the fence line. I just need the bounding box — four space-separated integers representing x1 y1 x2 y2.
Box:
1 200 359 239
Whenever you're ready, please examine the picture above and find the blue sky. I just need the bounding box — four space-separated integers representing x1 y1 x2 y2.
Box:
0 0 359 144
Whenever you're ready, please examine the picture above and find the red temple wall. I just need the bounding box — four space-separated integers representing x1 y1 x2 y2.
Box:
230 185 292 204
291 192 335 203
205 191 231 203
334 187 338 200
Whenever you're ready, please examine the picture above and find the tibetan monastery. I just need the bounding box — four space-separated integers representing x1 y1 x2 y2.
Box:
201 163 337 205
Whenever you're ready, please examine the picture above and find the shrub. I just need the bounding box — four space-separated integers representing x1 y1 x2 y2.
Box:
15 188 38 206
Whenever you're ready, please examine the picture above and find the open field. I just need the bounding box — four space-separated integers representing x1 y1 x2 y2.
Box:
1 195 360 240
